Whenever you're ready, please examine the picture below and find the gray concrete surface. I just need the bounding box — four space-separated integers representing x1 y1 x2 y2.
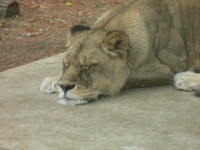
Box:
0 52 200 150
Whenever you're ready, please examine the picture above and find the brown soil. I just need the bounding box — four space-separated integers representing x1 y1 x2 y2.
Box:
0 0 125 72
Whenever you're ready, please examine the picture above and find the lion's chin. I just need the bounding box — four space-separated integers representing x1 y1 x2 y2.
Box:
58 98 89 106
58 88 99 106
58 90 96 106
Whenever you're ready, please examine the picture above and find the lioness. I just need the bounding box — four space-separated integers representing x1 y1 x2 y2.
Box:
40 0 200 105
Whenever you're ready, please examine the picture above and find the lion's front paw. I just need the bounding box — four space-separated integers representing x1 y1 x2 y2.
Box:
174 71 200 91
58 99 89 106
40 77 60 93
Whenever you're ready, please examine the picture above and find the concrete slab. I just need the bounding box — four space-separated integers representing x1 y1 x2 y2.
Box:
0 52 200 150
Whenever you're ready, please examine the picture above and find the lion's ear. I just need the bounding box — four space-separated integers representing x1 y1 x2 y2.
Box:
66 21 90 47
101 30 129 59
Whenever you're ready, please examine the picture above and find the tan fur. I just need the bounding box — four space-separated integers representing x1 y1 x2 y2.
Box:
41 0 200 105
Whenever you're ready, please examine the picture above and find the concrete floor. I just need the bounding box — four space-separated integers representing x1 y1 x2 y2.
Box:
0 52 200 150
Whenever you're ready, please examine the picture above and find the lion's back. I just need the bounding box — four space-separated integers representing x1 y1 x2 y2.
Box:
95 0 200 69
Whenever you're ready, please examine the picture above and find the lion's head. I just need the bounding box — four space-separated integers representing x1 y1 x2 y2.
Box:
58 22 130 102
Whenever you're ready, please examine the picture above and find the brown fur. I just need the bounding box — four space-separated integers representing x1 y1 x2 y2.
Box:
40 0 200 104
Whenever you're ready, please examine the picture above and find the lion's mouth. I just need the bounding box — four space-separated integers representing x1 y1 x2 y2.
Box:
58 90 95 105
58 88 105 106
64 96 96 102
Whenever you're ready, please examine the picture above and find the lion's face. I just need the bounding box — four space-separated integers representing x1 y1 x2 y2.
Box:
58 23 130 101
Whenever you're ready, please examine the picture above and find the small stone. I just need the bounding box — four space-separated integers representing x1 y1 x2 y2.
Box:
26 32 34 37
22 32 33 37
34 32 42 36
2 36 9 41
17 37 23 40
77 10 85 17
60 19 65 23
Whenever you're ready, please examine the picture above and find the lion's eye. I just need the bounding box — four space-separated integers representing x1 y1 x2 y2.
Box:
85 65 90 70
83 65 90 70
82 65 92 77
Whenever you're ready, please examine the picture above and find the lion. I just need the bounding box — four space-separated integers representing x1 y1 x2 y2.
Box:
40 0 200 106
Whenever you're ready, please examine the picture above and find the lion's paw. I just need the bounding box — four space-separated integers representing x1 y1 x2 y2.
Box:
174 71 200 91
58 99 89 106
40 77 60 93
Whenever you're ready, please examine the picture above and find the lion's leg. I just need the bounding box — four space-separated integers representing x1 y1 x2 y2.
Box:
174 71 200 95
40 74 62 93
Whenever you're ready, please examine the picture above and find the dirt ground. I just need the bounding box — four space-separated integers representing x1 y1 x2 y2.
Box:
0 0 125 72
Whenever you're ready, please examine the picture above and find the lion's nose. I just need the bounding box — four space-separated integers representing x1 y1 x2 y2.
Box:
59 84 75 93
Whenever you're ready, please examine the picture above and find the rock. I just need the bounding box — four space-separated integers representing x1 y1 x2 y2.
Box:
2 36 9 40
60 19 65 23
26 32 34 37
77 10 85 17
17 37 23 40
34 32 42 36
